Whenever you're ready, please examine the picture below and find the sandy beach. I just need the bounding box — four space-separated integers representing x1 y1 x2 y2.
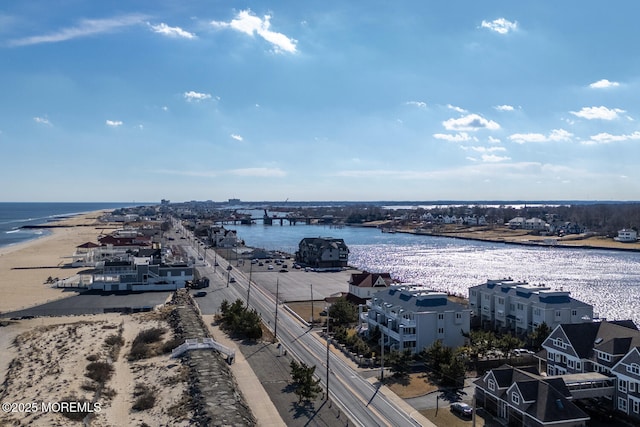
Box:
0 211 117 314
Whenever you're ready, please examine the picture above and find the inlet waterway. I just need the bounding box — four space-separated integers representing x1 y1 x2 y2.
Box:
227 223 640 326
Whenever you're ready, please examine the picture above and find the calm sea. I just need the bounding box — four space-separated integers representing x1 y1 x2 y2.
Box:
227 223 640 326
0 202 138 248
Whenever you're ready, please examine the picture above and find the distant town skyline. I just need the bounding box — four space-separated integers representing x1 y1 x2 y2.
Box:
2 1 640 202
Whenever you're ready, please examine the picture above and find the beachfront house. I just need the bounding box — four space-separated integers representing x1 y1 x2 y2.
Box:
468 279 594 336
474 365 590 426
366 285 471 354
615 229 638 243
347 271 395 304
539 320 640 423
295 237 349 269
84 253 193 292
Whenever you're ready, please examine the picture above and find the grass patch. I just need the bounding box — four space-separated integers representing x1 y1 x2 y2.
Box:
132 383 157 411
385 372 439 399
128 327 166 361
85 361 113 384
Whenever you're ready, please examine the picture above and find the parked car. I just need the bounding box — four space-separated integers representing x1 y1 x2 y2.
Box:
513 348 535 356
450 402 473 418
279 269 288 273
268 265 274 270
194 291 207 298
229 277 236 283
226 265 232 271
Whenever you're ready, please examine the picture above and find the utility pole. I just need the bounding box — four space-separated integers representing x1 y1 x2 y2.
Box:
310 283 314 327
273 275 280 343
326 314 330 401
246 261 253 306
380 323 385 382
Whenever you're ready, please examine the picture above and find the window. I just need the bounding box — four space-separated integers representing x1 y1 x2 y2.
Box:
548 351 555 361
576 361 582 371
630 382 636 393
619 397 627 412
512 392 520 405
568 359 575 369
517 303 524 311
619 379 628 393
497 297 505 305
456 313 462 320
510 303 515 311
555 310 562 318
438 313 444 320
572 309 577 316
633 399 639 414
534 308 541 316
628 363 640 375
488 379 496 391
437 327 444 335
471 290 477 297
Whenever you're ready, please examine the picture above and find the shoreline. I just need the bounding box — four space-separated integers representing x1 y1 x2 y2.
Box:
0 210 112 314
357 222 640 253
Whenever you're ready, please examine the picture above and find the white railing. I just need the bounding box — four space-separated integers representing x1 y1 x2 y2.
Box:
171 338 235 362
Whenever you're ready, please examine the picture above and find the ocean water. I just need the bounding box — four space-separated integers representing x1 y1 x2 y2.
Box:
0 202 138 248
227 223 640 326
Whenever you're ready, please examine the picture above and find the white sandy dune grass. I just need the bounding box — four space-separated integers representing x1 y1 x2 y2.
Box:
0 312 190 426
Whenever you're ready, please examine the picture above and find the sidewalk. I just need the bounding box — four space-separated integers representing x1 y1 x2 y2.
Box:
202 315 286 427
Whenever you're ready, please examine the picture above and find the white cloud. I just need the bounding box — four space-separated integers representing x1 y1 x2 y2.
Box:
463 146 507 153
481 154 511 162
488 136 501 144
230 134 243 141
509 128 573 144
583 131 640 145
149 22 196 39
184 91 212 102
548 129 573 141
442 114 500 131
405 101 427 108
570 106 625 120
33 116 51 126
480 18 518 35
230 167 286 177
433 132 473 142
589 79 620 89
494 105 514 112
447 104 467 113
9 14 148 46
106 120 123 127
211 9 297 54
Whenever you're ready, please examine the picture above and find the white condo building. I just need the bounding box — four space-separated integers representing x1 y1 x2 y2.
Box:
468 279 594 335
366 285 471 354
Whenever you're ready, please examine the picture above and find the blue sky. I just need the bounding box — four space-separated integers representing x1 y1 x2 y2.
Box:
2 1 640 202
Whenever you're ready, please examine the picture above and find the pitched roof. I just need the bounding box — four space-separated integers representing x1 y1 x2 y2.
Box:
528 381 588 423
77 241 100 248
477 366 588 424
349 271 394 288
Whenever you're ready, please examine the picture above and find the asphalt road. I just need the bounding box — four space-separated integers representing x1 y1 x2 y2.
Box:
189 237 424 426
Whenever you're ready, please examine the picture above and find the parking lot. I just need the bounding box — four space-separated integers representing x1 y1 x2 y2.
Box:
231 258 359 302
